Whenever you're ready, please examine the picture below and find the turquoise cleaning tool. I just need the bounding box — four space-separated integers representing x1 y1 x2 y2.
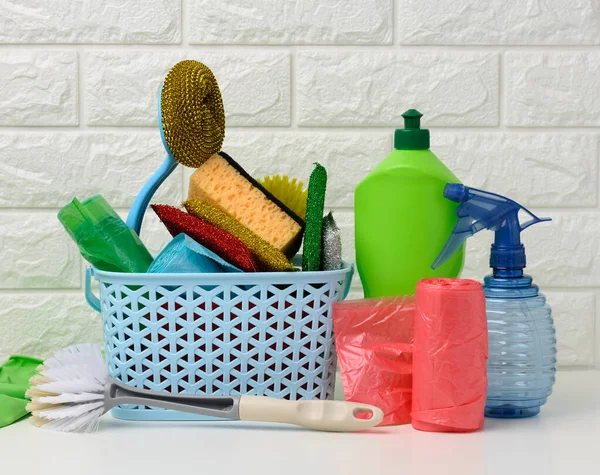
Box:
126 60 225 234
148 233 242 274
433 184 556 419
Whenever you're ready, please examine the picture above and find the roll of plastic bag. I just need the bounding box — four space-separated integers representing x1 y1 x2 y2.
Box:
58 195 153 273
412 278 488 432
332 297 414 426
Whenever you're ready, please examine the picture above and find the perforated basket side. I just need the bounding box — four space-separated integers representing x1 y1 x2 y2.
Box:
96 264 352 421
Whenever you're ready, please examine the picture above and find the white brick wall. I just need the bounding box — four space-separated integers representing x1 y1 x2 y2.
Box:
0 1 598 370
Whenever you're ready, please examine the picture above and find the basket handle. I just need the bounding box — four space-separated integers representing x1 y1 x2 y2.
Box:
85 267 101 312
342 264 355 299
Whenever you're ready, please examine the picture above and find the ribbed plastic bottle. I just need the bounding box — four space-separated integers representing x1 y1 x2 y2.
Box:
483 275 556 417
432 184 557 418
354 110 464 297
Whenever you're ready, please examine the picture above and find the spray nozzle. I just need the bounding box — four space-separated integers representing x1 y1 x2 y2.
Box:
432 184 551 277
443 183 468 202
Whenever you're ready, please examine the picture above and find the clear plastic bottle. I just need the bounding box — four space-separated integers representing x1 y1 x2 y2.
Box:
484 275 557 418
432 184 557 418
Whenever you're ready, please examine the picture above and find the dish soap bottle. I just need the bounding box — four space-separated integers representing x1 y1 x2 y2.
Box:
355 109 464 297
432 184 557 418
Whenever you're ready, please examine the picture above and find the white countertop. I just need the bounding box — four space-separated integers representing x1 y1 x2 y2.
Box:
2 370 598 475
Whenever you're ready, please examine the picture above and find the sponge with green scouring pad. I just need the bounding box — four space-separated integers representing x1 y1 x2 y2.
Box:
188 152 304 257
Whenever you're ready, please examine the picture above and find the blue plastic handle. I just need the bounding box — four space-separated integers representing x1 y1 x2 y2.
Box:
85 267 101 312
126 85 177 235
126 154 178 234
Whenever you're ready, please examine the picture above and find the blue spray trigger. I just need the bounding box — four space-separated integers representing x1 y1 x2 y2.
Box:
430 212 480 270
519 209 551 231
432 184 550 276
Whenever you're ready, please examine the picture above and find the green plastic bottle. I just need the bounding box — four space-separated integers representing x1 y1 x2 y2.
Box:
354 109 464 297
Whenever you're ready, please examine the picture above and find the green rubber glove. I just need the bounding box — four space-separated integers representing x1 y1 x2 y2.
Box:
0 355 42 428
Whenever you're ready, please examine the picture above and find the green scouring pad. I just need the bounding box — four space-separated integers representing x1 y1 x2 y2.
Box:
302 163 327 271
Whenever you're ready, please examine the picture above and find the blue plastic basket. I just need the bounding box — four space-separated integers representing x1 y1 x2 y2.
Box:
85 261 353 421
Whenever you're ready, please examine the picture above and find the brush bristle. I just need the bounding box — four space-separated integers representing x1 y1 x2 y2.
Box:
258 175 308 220
27 344 108 433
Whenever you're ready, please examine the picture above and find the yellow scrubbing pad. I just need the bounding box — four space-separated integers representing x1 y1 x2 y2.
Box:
183 200 294 272
258 175 308 220
188 152 304 256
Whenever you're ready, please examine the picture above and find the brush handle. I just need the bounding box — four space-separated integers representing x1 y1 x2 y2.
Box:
126 154 178 235
105 378 383 432
105 378 240 419
239 396 383 432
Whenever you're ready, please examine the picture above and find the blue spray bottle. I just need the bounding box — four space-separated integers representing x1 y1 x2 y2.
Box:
432 184 557 418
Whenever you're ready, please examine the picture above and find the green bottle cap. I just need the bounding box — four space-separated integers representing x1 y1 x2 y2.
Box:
394 109 430 150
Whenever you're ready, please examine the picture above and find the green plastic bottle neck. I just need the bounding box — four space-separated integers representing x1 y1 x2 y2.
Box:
394 109 430 150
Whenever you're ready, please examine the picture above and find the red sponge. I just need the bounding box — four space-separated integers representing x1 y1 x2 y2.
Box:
151 204 258 272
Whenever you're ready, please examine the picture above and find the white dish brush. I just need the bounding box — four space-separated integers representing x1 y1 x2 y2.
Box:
26 344 383 433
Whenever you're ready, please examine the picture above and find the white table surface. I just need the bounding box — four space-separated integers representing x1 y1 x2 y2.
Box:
2 370 598 475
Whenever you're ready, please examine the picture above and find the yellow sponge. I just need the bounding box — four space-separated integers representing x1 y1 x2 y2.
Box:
188 152 304 256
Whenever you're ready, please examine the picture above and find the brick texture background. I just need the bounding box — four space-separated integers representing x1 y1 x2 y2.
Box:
0 0 598 369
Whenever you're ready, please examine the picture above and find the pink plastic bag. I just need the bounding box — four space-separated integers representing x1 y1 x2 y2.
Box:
412 278 488 432
332 297 415 426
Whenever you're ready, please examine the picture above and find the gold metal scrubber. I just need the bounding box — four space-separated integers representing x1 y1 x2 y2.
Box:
161 60 226 167
127 59 226 233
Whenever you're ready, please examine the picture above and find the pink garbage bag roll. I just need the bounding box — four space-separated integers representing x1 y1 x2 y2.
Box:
332 297 414 426
412 278 488 432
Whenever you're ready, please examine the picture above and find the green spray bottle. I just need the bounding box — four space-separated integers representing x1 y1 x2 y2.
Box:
354 110 464 297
